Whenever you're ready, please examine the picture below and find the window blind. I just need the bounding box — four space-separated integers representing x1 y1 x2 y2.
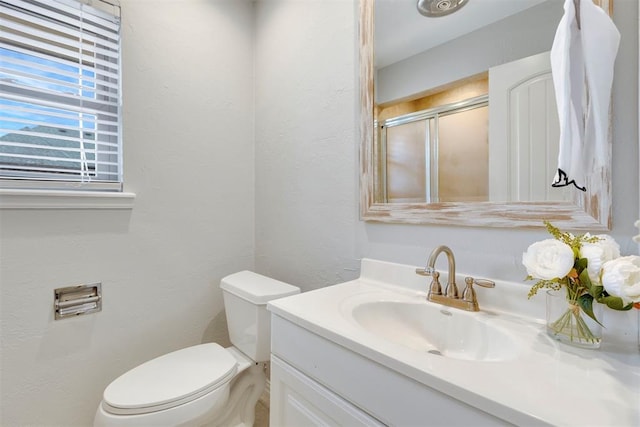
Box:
0 0 122 191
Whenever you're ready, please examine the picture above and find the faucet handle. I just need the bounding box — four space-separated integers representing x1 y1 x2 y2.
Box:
470 277 495 288
416 266 443 299
415 266 436 276
428 271 442 297
462 277 477 304
461 277 495 308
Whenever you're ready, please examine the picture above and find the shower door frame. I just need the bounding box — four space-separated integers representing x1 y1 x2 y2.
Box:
378 94 488 203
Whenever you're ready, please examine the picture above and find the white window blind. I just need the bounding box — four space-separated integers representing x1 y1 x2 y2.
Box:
0 0 122 191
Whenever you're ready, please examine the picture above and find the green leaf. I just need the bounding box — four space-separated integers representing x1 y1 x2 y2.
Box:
575 257 588 272
597 295 634 311
578 267 591 285
592 285 604 300
578 268 603 299
578 294 604 326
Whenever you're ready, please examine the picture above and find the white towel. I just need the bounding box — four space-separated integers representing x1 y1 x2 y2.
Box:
550 0 620 192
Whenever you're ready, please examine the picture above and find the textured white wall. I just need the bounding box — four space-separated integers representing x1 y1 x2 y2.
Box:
0 1 254 425
254 0 362 288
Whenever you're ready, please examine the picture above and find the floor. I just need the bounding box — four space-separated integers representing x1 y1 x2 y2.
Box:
254 400 269 427
254 364 270 427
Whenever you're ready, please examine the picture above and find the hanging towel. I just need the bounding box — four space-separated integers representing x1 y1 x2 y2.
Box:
550 0 620 192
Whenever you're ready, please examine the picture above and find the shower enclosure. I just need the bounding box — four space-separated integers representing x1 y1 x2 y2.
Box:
378 96 489 203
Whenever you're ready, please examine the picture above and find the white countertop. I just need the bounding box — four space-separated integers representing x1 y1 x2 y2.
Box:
268 258 640 427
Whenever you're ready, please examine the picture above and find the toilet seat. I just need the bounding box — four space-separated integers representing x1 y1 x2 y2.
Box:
102 343 237 416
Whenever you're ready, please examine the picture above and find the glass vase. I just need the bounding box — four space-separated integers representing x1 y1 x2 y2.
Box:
546 290 603 349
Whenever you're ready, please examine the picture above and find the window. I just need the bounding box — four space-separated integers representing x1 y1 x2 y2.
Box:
0 0 122 191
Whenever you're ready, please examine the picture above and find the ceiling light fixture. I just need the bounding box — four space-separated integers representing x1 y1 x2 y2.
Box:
417 0 470 18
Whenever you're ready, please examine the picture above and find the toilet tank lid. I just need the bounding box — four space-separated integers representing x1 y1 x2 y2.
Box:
220 271 300 304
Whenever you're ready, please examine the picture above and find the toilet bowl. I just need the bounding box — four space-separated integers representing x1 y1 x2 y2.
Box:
94 271 300 427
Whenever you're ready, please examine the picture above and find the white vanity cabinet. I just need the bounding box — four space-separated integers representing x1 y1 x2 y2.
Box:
270 356 384 426
267 260 640 427
269 315 508 427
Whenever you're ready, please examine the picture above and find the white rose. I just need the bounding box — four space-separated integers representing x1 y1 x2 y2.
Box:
579 234 620 283
601 255 640 305
522 239 574 280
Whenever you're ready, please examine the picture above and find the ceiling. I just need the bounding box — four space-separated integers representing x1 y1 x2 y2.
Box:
375 0 549 68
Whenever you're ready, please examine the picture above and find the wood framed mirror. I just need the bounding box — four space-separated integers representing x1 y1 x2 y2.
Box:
359 0 613 230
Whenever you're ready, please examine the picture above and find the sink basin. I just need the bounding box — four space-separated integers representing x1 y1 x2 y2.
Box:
351 300 519 361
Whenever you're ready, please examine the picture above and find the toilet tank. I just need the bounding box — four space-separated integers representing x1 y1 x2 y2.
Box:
220 271 300 362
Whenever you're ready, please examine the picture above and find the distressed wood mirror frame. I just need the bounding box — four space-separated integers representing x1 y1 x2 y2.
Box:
359 0 613 230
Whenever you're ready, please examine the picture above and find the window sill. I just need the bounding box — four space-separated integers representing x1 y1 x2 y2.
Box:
0 189 136 210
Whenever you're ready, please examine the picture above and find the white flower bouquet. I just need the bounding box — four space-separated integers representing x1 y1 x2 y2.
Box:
523 221 640 346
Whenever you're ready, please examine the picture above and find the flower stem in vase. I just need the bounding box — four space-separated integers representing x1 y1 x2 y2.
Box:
546 290 603 349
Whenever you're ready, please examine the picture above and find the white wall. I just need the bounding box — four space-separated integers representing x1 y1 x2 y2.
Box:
254 0 362 287
0 1 254 425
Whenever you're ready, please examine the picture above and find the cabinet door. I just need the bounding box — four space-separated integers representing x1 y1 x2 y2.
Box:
270 356 384 427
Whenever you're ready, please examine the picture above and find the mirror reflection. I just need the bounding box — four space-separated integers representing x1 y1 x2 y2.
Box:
360 0 612 229
374 0 568 204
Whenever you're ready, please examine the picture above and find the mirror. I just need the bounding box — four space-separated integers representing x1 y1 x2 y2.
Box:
359 0 613 230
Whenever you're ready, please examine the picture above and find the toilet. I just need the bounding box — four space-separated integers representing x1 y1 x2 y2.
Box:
94 271 300 427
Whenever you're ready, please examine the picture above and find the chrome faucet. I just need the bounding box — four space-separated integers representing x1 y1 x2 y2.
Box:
416 245 495 312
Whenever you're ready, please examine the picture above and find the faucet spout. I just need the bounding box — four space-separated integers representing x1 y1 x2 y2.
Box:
426 245 457 298
417 244 494 312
